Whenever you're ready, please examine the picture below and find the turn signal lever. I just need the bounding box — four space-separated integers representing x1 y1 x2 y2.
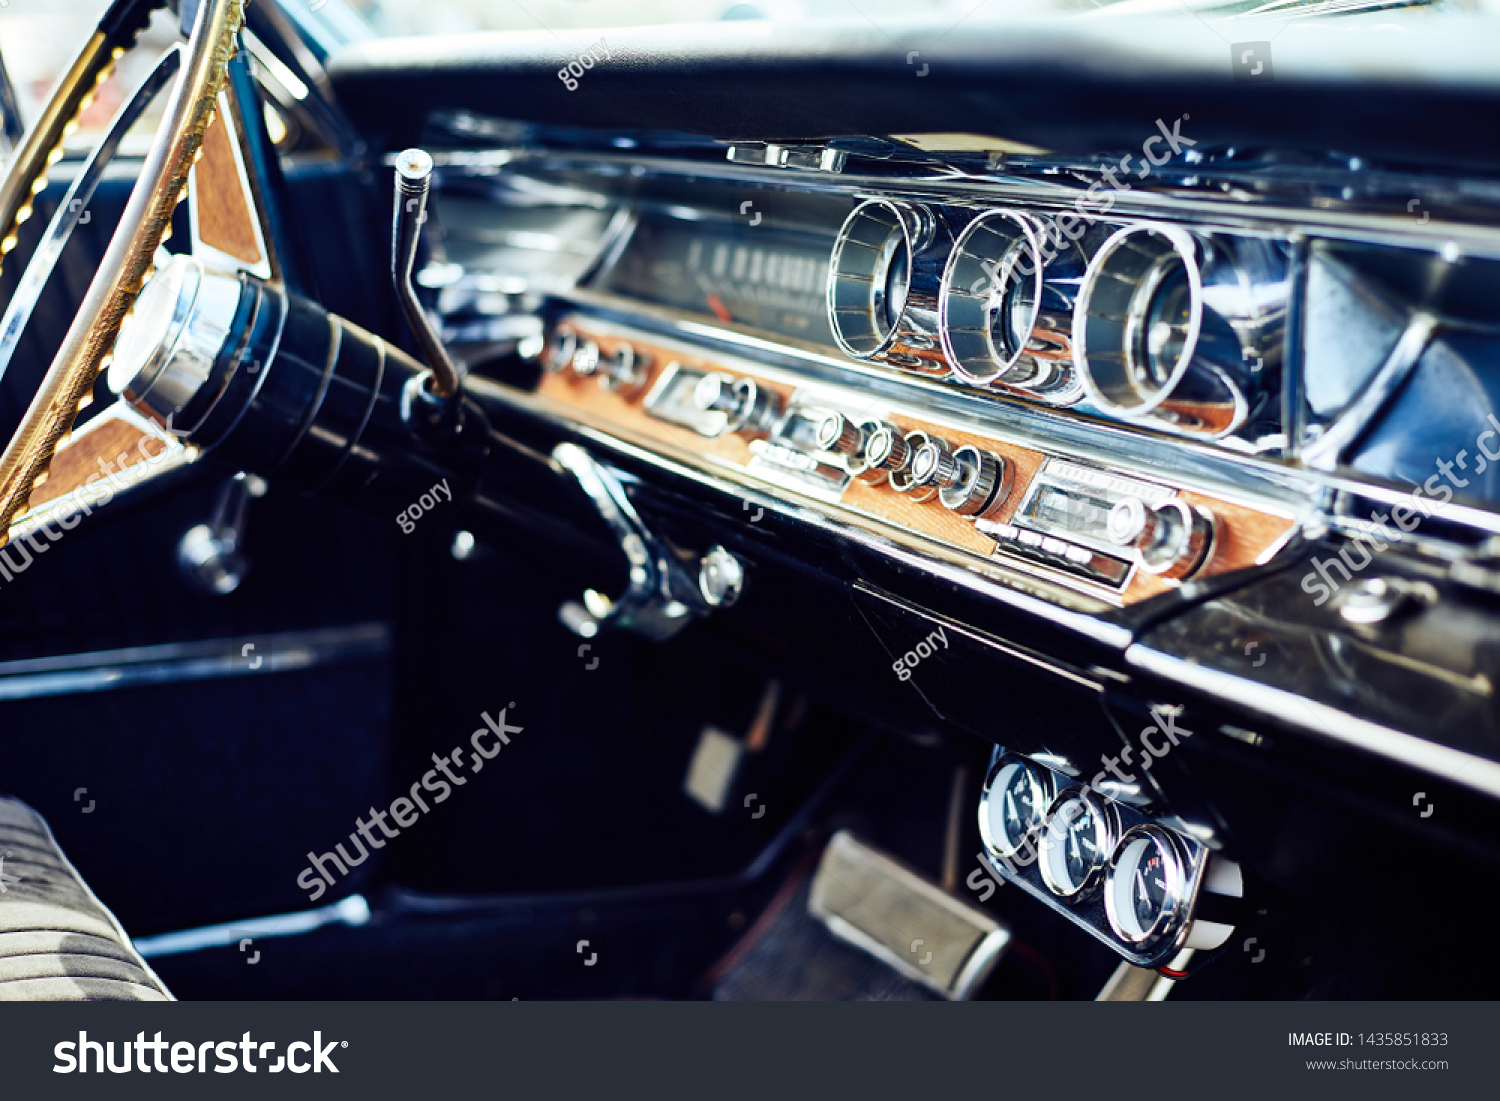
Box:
391 147 464 403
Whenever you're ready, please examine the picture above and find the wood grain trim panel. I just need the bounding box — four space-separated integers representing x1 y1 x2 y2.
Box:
541 321 1295 606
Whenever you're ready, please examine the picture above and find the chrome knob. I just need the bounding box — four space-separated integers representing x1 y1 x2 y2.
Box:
938 446 1011 518
571 339 601 377
693 372 738 414
545 328 577 374
889 431 947 502
699 545 745 608
1106 497 1214 579
815 412 864 457
599 343 648 396
691 373 781 438
912 441 961 489
855 423 912 485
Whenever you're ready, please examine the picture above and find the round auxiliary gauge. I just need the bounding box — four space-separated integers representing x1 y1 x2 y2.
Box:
1038 789 1114 900
1104 825 1188 947
979 756 1050 860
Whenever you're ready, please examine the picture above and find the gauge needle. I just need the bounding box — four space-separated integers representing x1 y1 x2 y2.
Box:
1004 790 1020 826
705 293 733 324
1136 866 1148 903
1068 825 1081 865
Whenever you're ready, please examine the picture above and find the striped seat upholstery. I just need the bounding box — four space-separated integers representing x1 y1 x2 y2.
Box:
0 797 171 1001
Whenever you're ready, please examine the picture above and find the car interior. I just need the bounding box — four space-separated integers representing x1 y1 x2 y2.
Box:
1 0 1499 1004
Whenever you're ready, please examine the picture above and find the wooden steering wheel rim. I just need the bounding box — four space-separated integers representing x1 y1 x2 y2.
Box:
0 0 245 545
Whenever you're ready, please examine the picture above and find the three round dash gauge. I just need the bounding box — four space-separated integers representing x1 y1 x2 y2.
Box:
1038 788 1114 900
980 755 1050 860
1104 824 1187 946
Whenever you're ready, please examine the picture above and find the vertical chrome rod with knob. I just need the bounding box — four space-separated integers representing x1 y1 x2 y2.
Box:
392 147 464 400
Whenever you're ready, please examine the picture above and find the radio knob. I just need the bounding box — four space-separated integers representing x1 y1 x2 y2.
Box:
546 328 577 374
1107 497 1214 579
571 339 601 377
815 412 865 457
852 422 911 485
890 432 947 501
938 446 1012 518
599 343 649 396
691 373 782 438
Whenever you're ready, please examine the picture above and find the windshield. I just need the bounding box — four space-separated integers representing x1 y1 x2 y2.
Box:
347 0 1488 33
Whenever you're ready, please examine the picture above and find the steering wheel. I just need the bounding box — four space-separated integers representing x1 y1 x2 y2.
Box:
0 0 248 545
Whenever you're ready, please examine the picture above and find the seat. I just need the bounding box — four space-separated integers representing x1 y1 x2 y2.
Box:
0 796 171 1000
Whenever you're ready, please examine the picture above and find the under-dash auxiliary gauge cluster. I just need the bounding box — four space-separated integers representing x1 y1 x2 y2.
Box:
979 748 1244 968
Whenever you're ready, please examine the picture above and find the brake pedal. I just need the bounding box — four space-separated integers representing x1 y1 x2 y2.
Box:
809 830 1009 1000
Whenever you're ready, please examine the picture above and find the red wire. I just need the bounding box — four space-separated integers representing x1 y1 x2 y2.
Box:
1157 965 1190 979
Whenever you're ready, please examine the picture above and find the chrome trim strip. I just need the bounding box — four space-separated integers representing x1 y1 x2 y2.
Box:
1126 644 1500 801
134 894 371 959
0 622 391 702
438 149 1500 259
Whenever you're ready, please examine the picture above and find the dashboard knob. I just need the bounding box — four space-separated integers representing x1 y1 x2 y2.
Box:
599 343 649 396
938 446 1012 518
692 372 738 414
889 431 948 502
910 438 958 488
815 412 865 456
853 423 912 486
571 339 601 377
546 329 577 374
1106 497 1214 579
691 373 782 438
699 545 745 608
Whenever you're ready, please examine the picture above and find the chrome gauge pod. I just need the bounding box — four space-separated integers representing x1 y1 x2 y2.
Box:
1072 223 1287 438
1038 788 1115 900
1104 825 1189 947
979 754 1051 860
827 199 953 374
939 209 1083 404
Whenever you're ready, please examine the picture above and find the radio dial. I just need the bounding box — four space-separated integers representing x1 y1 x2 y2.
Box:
853 423 911 485
1107 497 1214 579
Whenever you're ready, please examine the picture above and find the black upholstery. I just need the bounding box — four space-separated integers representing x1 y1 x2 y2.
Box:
0 797 170 1001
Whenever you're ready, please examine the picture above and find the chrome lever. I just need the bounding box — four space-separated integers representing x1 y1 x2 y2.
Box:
553 443 739 641
391 147 464 400
177 472 268 595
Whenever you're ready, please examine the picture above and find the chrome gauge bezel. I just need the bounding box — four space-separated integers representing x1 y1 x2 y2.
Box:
979 754 1051 860
1103 824 1189 947
939 209 1046 386
1038 788 1115 901
1072 223 1205 420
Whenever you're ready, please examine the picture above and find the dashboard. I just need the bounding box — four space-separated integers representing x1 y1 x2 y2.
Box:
318 26 1500 970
